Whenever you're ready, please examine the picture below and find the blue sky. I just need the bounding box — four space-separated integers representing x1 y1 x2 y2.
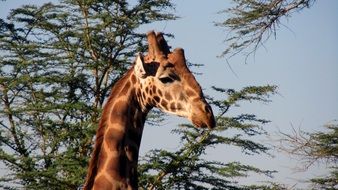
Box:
1 0 337 188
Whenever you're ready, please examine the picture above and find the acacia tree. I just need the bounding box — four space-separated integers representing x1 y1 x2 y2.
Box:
216 0 316 60
0 0 175 189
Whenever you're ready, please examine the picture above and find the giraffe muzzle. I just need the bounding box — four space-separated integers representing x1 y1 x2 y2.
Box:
191 104 216 129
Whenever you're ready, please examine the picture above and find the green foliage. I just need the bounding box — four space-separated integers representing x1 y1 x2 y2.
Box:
0 0 175 189
279 123 338 189
138 85 283 189
216 0 316 60
310 168 338 190
309 124 338 163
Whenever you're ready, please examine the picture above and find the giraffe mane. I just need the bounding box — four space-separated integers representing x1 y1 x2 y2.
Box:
83 106 108 189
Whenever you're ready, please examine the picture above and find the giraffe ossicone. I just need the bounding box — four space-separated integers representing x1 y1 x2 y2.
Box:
84 31 215 190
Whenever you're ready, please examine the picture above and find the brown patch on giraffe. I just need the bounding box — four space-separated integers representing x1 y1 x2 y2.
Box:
157 89 163 97
170 102 176 110
176 102 182 109
108 158 130 183
111 100 128 118
193 97 201 102
150 100 155 106
164 92 172 101
186 88 197 97
93 175 113 190
161 99 168 109
153 96 160 103
131 74 136 84
105 128 124 152
147 97 152 105
152 85 157 94
105 156 123 180
120 81 131 96
179 93 185 101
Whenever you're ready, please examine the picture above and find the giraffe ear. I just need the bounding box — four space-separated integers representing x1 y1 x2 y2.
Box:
134 53 147 78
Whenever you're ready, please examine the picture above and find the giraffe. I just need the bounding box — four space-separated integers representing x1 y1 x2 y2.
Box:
83 31 215 190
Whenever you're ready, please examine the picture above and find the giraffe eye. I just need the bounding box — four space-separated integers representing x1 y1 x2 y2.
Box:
159 77 174 84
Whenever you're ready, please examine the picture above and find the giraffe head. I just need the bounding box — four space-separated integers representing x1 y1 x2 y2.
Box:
134 31 215 129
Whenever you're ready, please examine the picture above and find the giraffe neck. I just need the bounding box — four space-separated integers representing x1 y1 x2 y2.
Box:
84 68 149 190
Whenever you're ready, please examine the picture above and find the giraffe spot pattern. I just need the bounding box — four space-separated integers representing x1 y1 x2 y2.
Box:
93 175 113 190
